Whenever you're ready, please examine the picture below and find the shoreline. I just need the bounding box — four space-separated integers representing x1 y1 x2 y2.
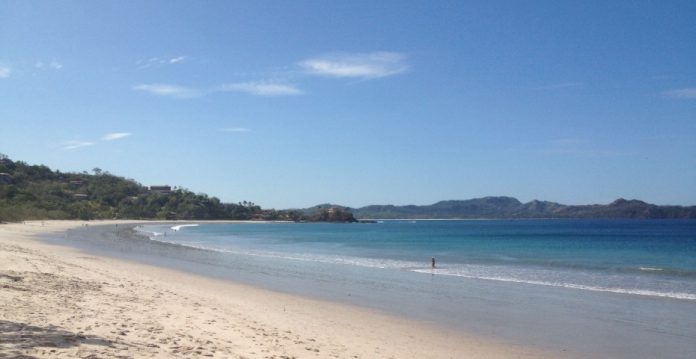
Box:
1 220 557 358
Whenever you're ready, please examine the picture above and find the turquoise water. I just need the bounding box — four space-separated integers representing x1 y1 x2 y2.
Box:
56 220 696 358
140 219 696 301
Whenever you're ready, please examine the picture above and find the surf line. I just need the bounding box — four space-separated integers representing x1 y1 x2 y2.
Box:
171 224 200 231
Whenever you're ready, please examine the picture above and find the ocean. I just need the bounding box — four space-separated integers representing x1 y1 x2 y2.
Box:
142 219 696 301
55 219 696 358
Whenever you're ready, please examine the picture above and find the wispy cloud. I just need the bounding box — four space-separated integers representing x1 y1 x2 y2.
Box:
221 127 251 133
60 132 131 150
299 52 409 79
218 82 303 96
169 56 187 64
61 140 95 150
102 132 132 141
136 56 189 68
133 83 202 99
134 81 302 98
663 87 696 99
533 82 582 90
0 66 10 78
35 59 63 70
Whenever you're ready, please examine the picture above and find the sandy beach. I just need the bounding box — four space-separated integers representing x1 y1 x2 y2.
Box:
0 220 557 358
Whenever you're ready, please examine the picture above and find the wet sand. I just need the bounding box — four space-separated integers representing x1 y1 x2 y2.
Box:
0 220 558 358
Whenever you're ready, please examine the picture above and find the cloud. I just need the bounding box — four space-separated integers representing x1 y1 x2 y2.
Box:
137 56 188 68
134 79 302 99
533 82 582 90
169 56 187 64
35 59 63 70
60 133 130 150
663 88 696 99
61 140 95 150
299 52 409 79
133 83 202 98
221 127 251 132
218 82 303 96
0 66 10 78
102 132 132 141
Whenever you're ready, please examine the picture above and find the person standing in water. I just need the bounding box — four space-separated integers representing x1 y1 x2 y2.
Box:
431 257 436 269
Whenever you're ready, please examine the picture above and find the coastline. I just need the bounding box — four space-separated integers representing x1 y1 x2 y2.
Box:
0 220 556 358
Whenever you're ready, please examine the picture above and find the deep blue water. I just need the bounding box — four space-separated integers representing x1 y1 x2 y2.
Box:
140 219 696 301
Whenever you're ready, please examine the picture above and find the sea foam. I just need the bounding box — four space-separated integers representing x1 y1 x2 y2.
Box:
135 220 696 303
171 224 199 231
412 268 696 301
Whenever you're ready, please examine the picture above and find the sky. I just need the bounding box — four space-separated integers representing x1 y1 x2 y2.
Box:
1 1 695 208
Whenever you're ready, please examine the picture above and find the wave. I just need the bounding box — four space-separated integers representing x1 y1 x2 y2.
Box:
139 230 165 237
171 224 199 231
136 233 696 302
144 235 424 269
133 226 162 237
412 268 696 301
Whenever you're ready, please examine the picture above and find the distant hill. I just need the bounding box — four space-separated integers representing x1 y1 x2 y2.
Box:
347 197 696 219
0 155 264 222
0 155 353 223
3 155 692 222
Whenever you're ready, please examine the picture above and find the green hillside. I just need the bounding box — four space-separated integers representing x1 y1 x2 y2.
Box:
0 154 260 222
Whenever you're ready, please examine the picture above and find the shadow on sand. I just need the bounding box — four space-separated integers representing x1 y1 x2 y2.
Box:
0 320 118 358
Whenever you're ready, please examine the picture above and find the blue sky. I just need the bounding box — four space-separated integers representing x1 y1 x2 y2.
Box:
1 1 695 208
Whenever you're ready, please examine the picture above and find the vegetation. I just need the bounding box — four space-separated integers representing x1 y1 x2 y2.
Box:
7 154 687 222
0 154 359 223
305 206 357 223
0 155 262 222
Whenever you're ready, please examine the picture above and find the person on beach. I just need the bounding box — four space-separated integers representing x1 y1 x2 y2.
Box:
431 257 436 269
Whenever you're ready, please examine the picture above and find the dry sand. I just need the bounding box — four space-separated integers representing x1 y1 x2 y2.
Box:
1 220 557 358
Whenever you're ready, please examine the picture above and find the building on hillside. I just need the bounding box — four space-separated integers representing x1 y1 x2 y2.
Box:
148 185 172 194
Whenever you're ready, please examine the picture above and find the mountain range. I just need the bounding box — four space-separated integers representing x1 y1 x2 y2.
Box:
2 154 694 221
310 197 696 219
